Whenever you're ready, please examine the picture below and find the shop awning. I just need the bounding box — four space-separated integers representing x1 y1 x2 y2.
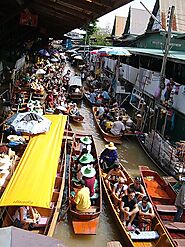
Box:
0 115 67 208
127 47 185 64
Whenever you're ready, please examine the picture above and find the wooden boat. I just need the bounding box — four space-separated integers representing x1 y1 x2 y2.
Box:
68 75 83 100
140 165 185 247
69 114 84 124
68 133 102 234
136 132 184 178
83 92 101 107
92 106 122 144
0 115 68 237
101 163 174 247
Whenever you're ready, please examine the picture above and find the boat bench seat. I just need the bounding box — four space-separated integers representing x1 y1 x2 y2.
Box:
164 221 185 231
130 230 159 240
174 238 185 247
78 206 97 214
156 204 177 213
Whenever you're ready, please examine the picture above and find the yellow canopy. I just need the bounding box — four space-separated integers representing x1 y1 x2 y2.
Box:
0 115 67 208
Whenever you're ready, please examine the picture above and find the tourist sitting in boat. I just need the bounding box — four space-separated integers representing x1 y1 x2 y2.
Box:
70 103 80 116
89 91 97 104
102 90 110 104
96 94 103 105
96 105 105 118
110 117 125 136
120 189 139 228
62 70 71 90
112 177 128 210
104 162 127 191
81 165 96 197
71 179 91 212
138 196 155 231
13 206 40 230
79 136 92 153
76 152 95 180
128 177 146 201
100 142 118 172
45 90 54 109
104 115 114 132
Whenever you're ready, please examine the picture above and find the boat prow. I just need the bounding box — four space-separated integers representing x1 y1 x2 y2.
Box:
72 218 99 235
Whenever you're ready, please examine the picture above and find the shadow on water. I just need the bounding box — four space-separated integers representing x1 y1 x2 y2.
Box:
53 99 164 246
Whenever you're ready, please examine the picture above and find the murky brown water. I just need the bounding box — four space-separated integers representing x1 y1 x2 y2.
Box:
53 100 163 247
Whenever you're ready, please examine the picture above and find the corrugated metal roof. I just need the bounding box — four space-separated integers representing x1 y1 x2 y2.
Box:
127 47 185 63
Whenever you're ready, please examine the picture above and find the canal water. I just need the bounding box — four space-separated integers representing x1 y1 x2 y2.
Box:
53 100 163 247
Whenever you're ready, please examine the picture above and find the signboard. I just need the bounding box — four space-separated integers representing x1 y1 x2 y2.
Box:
20 9 38 27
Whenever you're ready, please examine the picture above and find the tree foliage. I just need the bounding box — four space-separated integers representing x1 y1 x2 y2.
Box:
81 20 98 44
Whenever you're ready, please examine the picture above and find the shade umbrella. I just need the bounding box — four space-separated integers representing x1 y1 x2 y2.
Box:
90 50 98 55
38 49 50 57
107 47 131 56
6 112 51 135
0 226 65 247
97 47 113 56
36 69 46 75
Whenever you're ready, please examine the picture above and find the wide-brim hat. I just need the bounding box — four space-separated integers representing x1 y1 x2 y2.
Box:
79 153 95 164
80 136 92 145
105 142 117 150
81 165 96 178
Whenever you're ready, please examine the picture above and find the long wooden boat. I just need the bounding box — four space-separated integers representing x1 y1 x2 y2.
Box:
0 115 68 237
68 133 102 234
101 164 174 247
92 106 122 144
136 132 184 178
68 75 83 100
140 165 185 247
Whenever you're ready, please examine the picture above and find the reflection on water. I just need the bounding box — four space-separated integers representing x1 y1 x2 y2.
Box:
53 100 163 246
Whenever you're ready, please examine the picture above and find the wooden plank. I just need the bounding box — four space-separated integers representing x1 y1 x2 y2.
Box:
164 222 185 231
156 205 177 213
72 218 98 234
107 241 122 247
174 239 185 247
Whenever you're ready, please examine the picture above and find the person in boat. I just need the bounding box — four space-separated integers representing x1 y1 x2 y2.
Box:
70 103 80 116
76 152 95 180
89 91 96 104
120 188 139 228
102 90 110 104
13 206 40 229
138 196 155 231
96 105 105 118
128 177 146 201
174 176 185 222
104 115 114 132
112 177 128 209
81 165 96 197
62 69 71 90
45 90 54 109
72 179 91 212
79 136 92 153
96 94 103 105
110 117 125 136
100 142 118 172
104 162 127 190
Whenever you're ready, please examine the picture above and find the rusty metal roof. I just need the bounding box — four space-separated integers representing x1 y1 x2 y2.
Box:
0 0 133 46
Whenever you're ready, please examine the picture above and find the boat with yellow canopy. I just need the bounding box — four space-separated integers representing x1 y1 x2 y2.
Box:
0 115 68 236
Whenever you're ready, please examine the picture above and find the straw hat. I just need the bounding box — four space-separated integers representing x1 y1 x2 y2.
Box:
81 165 96 178
80 136 92 145
105 142 117 150
136 114 142 118
79 153 95 164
